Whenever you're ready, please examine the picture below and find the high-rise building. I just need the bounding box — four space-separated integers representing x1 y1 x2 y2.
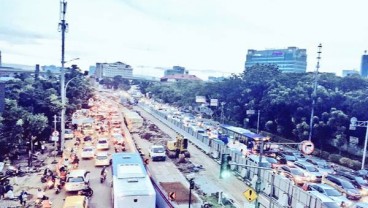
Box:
245 47 307 73
360 51 368 77
95 62 133 79
342 69 359 77
164 66 188 76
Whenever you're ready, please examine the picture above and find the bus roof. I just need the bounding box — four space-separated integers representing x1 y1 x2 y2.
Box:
112 153 155 197
220 124 266 140
113 175 155 196
112 153 147 179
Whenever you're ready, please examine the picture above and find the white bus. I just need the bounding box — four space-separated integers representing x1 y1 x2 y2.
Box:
111 153 156 208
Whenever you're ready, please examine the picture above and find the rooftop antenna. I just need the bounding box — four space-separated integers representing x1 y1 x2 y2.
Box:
308 43 322 141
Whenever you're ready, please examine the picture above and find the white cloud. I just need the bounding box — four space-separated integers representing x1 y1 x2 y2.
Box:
1 0 368 77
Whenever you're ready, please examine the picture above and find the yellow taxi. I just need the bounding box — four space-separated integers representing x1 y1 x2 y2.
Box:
63 195 89 208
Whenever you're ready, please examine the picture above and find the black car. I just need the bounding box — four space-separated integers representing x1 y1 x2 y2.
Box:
323 174 362 200
275 152 298 165
335 170 368 194
355 169 368 180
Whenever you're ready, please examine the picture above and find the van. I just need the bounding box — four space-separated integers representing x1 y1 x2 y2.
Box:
63 196 89 208
65 170 90 192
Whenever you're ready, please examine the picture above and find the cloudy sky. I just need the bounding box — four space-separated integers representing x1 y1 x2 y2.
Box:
0 0 367 79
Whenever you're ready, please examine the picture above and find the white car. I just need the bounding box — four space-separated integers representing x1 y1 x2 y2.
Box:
81 147 95 159
111 133 125 145
94 152 110 166
65 129 74 140
96 138 109 150
149 145 166 161
65 170 90 191
111 128 122 134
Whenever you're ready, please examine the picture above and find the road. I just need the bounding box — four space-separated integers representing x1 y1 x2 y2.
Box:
133 105 249 208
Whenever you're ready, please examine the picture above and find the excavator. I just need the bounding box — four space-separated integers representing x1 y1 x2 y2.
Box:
166 135 190 158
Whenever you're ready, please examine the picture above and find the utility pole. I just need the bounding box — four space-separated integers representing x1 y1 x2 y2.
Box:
254 139 265 208
59 0 68 152
220 102 226 124
256 110 260 134
349 117 368 169
308 43 322 141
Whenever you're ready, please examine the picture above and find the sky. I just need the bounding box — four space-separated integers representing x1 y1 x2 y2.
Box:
0 0 367 79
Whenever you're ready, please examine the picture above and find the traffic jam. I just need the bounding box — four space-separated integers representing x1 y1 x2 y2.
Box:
54 97 129 207
139 97 368 208
0 96 129 208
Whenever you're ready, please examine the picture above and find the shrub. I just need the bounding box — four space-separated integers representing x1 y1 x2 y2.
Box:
339 157 351 166
328 154 341 163
348 160 362 170
320 151 330 160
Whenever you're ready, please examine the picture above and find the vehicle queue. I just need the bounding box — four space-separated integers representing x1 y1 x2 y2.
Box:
139 97 368 208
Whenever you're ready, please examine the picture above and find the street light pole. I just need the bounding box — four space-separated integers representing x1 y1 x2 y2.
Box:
350 117 368 169
254 139 265 208
188 179 194 208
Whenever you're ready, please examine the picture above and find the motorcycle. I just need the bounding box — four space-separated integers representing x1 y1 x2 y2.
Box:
54 178 62 194
78 186 93 198
46 177 55 189
100 172 107 183
6 165 26 177
0 174 10 186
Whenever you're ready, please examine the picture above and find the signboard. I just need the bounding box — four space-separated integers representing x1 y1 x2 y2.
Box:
243 188 257 202
168 192 176 201
246 110 255 115
195 96 206 103
51 136 59 141
350 136 359 145
52 131 59 137
210 99 218 107
300 140 315 155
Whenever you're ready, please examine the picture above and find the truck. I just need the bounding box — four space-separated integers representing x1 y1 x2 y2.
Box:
166 135 190 158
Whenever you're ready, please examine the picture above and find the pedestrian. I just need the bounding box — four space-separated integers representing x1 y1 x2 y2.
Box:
0 184 5 199
73 156 80 169
41 142 45 154
19 190 28 206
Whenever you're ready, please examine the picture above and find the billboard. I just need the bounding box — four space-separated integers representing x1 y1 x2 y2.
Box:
210 99 218 107
195 96 206 103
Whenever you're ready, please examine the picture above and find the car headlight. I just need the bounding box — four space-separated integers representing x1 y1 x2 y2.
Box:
360 189 368 195
294 176 302 182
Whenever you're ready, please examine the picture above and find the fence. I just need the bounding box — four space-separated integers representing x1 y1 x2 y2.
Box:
138 102 324 208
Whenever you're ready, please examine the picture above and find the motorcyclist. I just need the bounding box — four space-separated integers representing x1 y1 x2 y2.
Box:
36 188 47 200
100 166 107 182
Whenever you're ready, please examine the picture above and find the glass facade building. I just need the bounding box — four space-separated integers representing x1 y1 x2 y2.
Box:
245 47 307 73
360 54 368 77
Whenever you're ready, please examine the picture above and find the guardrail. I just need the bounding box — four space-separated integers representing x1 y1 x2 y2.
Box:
138 102 325 208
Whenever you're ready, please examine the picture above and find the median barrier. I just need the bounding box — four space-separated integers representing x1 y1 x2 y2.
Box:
137 102 325 208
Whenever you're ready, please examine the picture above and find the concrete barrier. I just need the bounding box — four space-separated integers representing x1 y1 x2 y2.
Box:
138 102 325 208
